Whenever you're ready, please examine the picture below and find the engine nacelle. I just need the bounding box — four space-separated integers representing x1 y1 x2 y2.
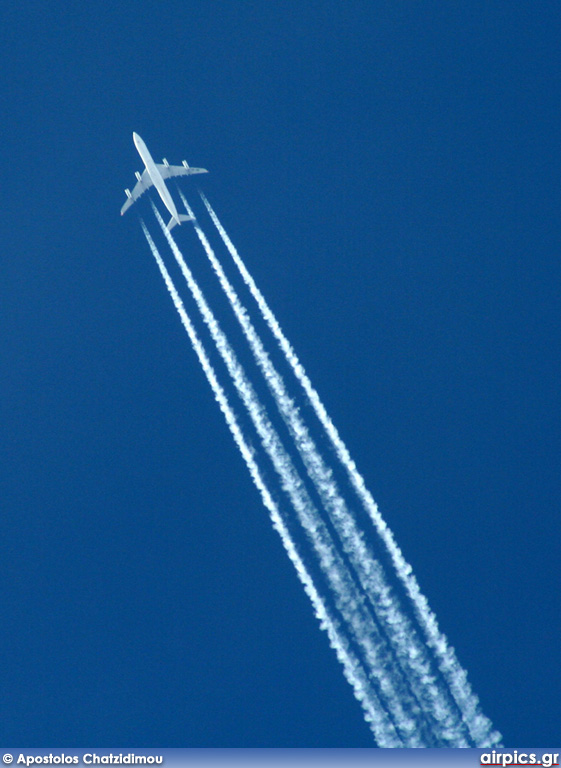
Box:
125 188 132 198
163 158 169 167
135 171 142 181
182 160 189 168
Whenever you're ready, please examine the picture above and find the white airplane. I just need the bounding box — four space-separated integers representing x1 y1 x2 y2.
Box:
121 132 208 232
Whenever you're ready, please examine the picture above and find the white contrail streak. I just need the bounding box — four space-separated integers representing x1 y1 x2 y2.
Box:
150 201 428 746
178 193 466 746
140 219 399 745
199 192 502 748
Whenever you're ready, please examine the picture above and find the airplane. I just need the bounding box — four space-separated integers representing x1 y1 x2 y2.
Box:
121 132 208 232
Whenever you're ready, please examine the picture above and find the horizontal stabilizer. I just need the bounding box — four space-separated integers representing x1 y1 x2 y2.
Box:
166 214 194 233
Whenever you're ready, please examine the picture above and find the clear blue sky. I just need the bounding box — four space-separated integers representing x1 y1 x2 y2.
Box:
1 1 559 747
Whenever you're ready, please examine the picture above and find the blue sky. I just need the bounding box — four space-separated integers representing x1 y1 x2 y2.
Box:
1 1 559 747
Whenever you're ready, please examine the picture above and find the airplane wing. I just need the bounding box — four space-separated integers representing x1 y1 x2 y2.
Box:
120 169 153 215
157 163 208 180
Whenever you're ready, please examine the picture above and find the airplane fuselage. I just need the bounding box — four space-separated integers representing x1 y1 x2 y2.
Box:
133 132 181 226
121 133 206 230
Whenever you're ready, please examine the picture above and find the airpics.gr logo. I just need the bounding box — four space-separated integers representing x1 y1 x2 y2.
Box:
481 751 560 767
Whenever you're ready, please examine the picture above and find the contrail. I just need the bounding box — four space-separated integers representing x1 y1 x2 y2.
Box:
140 218 402 745
199 192 502 748
178 193 468 746
148 204 432 745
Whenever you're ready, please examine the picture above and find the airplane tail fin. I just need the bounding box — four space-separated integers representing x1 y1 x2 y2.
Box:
166 214 194 233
